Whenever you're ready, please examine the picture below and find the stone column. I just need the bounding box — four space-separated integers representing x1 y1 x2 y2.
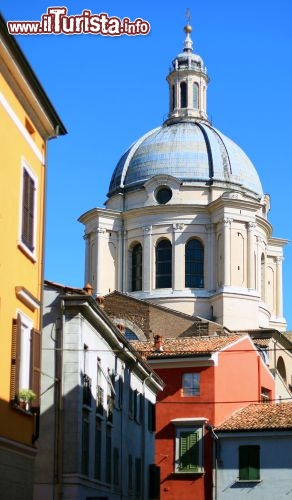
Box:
143 226 152 292
173 223 185 290
276 256 283 317
247 222 256 289
117 230 124 292
223 218 232 286
206 223 216 291
95 227 106 295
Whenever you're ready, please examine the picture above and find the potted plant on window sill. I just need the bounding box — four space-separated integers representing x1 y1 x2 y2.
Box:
17 389 37 411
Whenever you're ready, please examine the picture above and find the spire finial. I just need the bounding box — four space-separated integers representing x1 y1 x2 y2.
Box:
183 8 193 51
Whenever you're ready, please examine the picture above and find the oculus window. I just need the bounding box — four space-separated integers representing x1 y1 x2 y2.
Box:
155 186 172 205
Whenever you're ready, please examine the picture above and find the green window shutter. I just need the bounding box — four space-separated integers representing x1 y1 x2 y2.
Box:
22 169 35 251
239 445 260 480
179 430 199 471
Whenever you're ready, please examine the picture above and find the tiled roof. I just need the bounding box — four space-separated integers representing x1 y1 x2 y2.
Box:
252 338 270 347
216 403 292 431
131 335 242 358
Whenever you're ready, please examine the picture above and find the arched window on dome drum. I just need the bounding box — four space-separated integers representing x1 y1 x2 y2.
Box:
132 243 142 292
180 82 187 108
193 83 199 109
185 239 204 288
277 356 287 383
171 84 175 111
156 239 172 288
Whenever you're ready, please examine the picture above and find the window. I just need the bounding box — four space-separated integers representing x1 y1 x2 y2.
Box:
94 419 101 480
10 314 41 408
239 445 260 481
83 374 92 407
128 454 133 492
185 239 204 288
261 387 271 402
173 425 204 473
135 457 142 496
113 447 120 486
193 82 199 108
132 243 142 291
180 81 187 108
155 186 172 204
156 239 172 288
171 84 175 111
148 401 156 432
182 373 200 396
82 410 90 476
129 385 134 419
105 427 112 483
21 165 36 254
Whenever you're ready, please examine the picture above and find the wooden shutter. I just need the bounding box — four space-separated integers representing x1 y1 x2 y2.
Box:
22 169 35 251
239 445 260 480
179 430 199 471
10 316 21 402
30 328 41 407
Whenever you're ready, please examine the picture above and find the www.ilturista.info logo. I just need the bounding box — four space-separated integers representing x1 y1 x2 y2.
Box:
7 7 151 36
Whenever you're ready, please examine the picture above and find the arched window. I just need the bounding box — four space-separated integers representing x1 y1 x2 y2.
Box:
193 83 198 109
185 239 204 288
156 239 172 288
180 82 187 108
132 243 142 291
261 253 265 300
277 356 287 383
171 84 175 111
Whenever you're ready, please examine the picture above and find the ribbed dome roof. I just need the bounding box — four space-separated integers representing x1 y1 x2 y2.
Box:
108 121 263 198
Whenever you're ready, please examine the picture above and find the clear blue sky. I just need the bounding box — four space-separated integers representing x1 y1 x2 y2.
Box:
2 1 291 329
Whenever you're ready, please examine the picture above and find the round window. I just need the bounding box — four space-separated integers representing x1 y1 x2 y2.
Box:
155 186 172 204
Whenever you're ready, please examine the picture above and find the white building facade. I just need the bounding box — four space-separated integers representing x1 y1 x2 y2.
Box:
79 24 287 332
34 282 163 500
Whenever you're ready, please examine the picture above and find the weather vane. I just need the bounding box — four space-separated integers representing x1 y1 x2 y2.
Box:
186 8 191 24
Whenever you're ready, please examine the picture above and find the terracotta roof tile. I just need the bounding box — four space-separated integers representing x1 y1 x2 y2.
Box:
131 334 242 358
216 403 292 431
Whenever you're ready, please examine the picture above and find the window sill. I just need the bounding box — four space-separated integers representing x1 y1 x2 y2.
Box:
236 480 262 483
174 469 204 475
18 241 37 263
11 402 34 416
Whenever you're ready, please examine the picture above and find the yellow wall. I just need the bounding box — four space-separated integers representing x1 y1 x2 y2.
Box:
0 72 45 444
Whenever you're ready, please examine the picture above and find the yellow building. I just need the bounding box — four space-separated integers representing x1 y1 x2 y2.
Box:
0 14 66 499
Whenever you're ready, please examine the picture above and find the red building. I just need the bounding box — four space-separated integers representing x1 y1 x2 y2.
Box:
133 334 275 500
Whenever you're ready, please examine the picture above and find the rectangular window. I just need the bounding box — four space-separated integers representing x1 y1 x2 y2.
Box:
113 447 119 486
128 454 133 492
105 427 112 483
10 314 41 408
21 166 36 253
82 410 90 476
174 427 203 473
148 401 156 432
129 385 134 419
182 373 200 396
239 445 260 481
94 419 101 480
135 457 142 496
261 387 271 402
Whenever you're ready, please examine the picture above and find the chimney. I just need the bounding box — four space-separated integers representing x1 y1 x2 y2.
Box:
96 296 105 308
83 282 93 295
154 335 164 352
117 323 125 335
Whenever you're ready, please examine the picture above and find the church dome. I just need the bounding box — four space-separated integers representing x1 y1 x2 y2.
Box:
108 121 263 198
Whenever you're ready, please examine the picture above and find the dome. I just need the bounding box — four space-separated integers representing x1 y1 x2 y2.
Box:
108 121 263 198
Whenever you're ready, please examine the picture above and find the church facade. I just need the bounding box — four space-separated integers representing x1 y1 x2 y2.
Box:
79 23 287 332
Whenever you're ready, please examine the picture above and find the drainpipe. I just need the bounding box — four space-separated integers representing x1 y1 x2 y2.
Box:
54 300 65 500
206 424 218 500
